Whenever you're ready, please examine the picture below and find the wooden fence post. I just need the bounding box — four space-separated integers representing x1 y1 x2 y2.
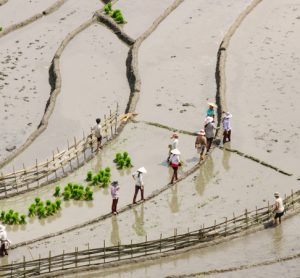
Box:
115 103 119 134
10 262 13 278
118 241 120 261
187 228 190 244
38 254 41 274
145 236 147 255
36 159 39 187
160 233 162 253
82 130 86 161
23 256 26 278
62 250 65 270
225 217 228 236
130 240 133 258
292 189 294 210
268 201 270 218
103 240 106 263
87 243 90 266
23 163 29 190
90 127 94 153
245 209 248 229
1 172 7 197
48 251 51 273
255 206 258 222
110 109 113 139
53 151 57 179
13 165 18 192
75 247 78 268
174 228 177 250
74 137 79 167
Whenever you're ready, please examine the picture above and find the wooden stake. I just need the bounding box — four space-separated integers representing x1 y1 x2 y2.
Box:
103 240 106 263
46 160 49 182
118 241 120 261
23 256 26 278
159 233 162 253
245 209 248 229
36 159 40 187
110 109 113 139
145 235 147 255
255 206 258 222
87 243 90 266
130 240 133 258
62 250 65 270
75 247 78 268
13 166 18 192
38 254 41 274
48 251 51 272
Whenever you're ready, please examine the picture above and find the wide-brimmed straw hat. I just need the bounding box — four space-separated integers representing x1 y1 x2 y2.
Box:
224 112 232 118
204 116 214 125
198 129 205 136
208 102 218 108
274 192 280 197
0 225 5 232
111 181 119 187
171 149 181 155
137 167 147 174
170 133 178 139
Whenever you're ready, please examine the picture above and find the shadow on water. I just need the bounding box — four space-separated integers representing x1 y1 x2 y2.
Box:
222 143 231 171
132 204 146 237
111 216 121 246
168 184 181 213
193 155 214 196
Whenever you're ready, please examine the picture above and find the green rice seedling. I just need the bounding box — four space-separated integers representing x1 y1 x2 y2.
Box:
125 157 132 167
0 27 2 32
46 200 51 206
55 200 62 209
85 186 91 192
85 190 93 201
63 190 71 201
20 215 27 224
37 206 46 219
104 2 112 14
115 14 125 24
67 182 74 191
73 184 79 190
35 197 41 204
118 158 125 169
8 209 13 215
79 185 84 190
123 151 128 159
91 175 99 185
4 213 12 225
105 167 111 173
28 204 36 217
102 176 110 187
0 210 5 220
86 171 93 181
54 186 61 197
12 212 19 225
112 9 121 18
51 203 57 213
77 188 84 200
113 152 122 163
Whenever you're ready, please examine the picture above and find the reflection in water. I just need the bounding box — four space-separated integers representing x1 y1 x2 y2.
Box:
194 156 214 196
111 216 121 246
92 152 103 172
132 204 146 237
168 184 181 213
222 144 231 171
272 225 283 253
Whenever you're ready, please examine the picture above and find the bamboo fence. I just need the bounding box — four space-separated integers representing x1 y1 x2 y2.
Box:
0 106 119 199
1 190 299 278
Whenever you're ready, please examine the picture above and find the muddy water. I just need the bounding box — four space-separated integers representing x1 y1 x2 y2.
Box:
113 0 174 39
0 0 58 27
137 0 252 133
0 122 197 248
6 141 297 262
68 215 300 277
0 0 101 163
3 22 129 170
226 0 300 176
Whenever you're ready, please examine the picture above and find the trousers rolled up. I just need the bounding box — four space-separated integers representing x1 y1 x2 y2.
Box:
111 198 119 213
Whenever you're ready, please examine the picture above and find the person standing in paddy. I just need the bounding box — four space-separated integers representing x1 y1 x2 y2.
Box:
93 118 102 151
222 112 232 144
132 167 147 204
272 192 285 226
169 149 181 184
204 116 217 153
206 102 217 121
0 225 11 257
167 133 179 161
110 181 120 215
195 129 207 161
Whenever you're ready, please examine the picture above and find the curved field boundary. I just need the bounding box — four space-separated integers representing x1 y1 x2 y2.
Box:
0 0 8 6
2 191 300 277
0 109 119 199
167 253 300 277
0 0 66 39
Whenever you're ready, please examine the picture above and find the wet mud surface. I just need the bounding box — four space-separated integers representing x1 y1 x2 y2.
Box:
0 0 59 28
73 215 300 278
226 0 300 176
137 0 252 132
0 0 101 163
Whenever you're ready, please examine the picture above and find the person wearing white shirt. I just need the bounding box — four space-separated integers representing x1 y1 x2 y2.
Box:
222 112 232 144
93 118 102 151
169 149 181 184
0 225 11 256
132 167 147 204
167 133 179 161
272 192 285 225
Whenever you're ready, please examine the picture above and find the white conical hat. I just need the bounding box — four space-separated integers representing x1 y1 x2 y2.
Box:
0 225 5 232
137 167 147 174
171 149 181 155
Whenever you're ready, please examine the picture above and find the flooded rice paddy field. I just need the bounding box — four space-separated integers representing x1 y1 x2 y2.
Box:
3 22 129 170
226 0 300 176
0 0 101 162
73 215 300 278
137 0 252 132
0 0 300 276
0 0 59 28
